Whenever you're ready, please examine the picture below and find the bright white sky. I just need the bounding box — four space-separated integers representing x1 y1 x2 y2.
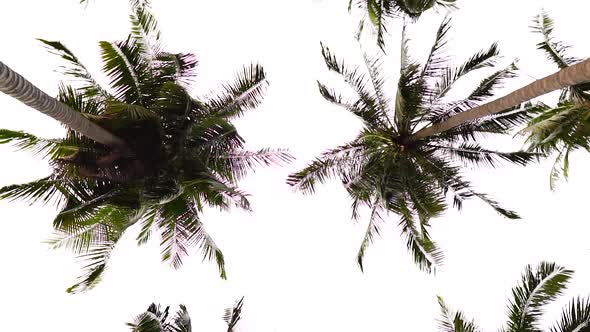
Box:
1 0 589 331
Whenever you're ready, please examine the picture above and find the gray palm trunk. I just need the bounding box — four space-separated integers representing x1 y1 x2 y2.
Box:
412 57 590 139
0 61 126 148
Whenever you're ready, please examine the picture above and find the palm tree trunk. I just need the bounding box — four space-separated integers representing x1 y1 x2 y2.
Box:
412 57 590 140
0 61 126 148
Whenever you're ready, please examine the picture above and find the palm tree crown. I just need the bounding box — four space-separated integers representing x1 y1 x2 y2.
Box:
0 0 291 292
288 18 536 272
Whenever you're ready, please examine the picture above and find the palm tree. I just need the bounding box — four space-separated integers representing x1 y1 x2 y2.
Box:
348 0 457 49
437 262 590 332
517 12 590 190
288 18 536 272
0 0 291 292
127 298 245 332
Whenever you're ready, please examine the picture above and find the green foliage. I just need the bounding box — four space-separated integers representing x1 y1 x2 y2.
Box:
437 296 482 332
530 11 577 71
223 297 245 332
550 298 590 332
0 177 66 206
128 298 245 332
522 13 590 189
0 129 79 160
504 262 573 332
205 64 268 119
2 0 292 293
438 262 589 332
348 0 457 50
38 39 109 99
127 303 190 332
289 19 534 273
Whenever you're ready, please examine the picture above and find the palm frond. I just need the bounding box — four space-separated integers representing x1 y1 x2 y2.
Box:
431 142 536 168
64 205 138 293
360 48 393 126
503 262 573 332
127 311 164 332
136 206 156 245
432 103 535 139
104 101 158 121
0 129 78 160
0 176 66 206
188 176 251 212
403 175 447 222
350 0 457 50
420 166 520 219
530 12 590 103
471 191 520 219
431 43 500 102
100 38 147 104
213 148 294 181
204 64 267 119
369 0 390 51
317 81 387 129
47 220 112 254
155 52 198 87
548 146 571 191
437 296 482 332
350 0 397 50
286 141 367 193
130 1 198 91
400 22 412 70
37 39 109 99
170 305 192 332
523 102 590 152
128 302 192 332
468 103 535 134
421 16 452 79
155 195 227 278
156 196 199 269
435 0 458 10
320 43 390 129
400 0 457 17
223 297 244 332
396 62 428 133
66 241 117 293
129 0 151 10
129 0 161 57
398 202 443 273
550 297 590 332
57 83 103 115
521 102 590 190
467 61 518 103
356 198 384 271
52 189 135 233
153 82 194 136
531 11 577 69
187 119 245 171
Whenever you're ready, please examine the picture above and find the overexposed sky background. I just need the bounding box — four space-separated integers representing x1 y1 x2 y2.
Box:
1 0 589 331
